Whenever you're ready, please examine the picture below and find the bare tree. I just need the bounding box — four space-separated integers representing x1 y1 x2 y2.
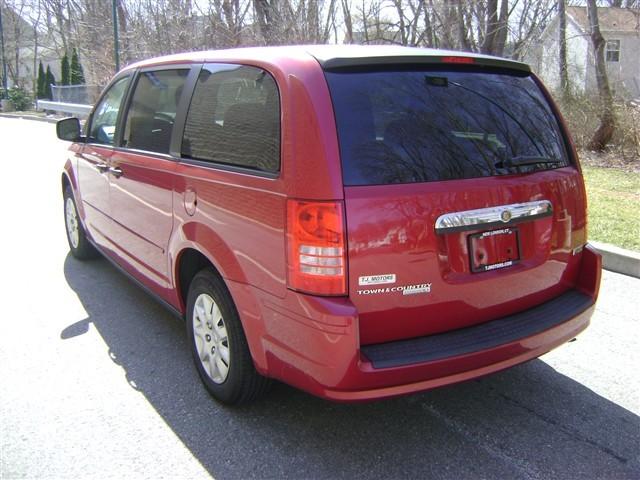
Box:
23 0 42 98
558 0 569 100
346 0 555 59
481 0 508 56
1 0 566 92
9 1 25 85
509 0 556 61
586 0 615 151
41 0 70 53
341 0 353 42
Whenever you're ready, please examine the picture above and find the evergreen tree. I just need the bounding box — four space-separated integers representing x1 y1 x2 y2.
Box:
37 61 46 99
45 66 56 100
70 49 86 85
61 53 70 85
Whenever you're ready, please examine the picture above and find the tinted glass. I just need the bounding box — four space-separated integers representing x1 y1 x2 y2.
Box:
182 64 280 173
325 69 571 186
89 76 130 145
122 69 189 154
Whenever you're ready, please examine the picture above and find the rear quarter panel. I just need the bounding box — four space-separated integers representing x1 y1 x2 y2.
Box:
167 55 347 373
168 55 345 301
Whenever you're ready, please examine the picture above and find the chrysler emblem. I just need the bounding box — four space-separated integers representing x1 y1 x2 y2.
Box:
500 209 512 222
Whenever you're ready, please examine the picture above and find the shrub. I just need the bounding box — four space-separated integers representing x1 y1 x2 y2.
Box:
7 87 32 111
61 52 70 85
37 61 46 99
45 66 56 100
556 93 640 162
70 48 86 85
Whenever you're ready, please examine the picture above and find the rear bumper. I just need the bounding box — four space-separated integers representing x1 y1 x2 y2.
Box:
240 244 601 402
326 300 594 401
361 290 592 369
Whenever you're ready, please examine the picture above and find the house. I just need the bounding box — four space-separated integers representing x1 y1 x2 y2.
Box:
527 7 640 99
1 4 60 92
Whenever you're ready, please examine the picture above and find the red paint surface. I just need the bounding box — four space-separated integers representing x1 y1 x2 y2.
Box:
344 167 587 345
63 46 601 401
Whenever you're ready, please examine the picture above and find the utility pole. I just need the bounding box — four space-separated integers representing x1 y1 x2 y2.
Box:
112 0 120 72
0 4 8 92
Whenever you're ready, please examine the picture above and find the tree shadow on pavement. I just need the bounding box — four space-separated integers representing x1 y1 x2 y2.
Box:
62 254 640 480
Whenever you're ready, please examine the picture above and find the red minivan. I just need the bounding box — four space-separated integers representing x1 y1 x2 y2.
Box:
57 45 601 404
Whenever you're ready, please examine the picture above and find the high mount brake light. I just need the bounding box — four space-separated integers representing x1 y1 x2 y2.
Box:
286 200 347 296
441 56 475 64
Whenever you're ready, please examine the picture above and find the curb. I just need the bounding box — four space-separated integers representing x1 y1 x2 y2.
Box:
0 112 60 124
590 241 640 279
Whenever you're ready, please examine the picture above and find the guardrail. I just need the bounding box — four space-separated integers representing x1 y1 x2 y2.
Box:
36 100 93 116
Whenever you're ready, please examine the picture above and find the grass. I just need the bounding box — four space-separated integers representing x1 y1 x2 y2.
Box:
582 166 640 252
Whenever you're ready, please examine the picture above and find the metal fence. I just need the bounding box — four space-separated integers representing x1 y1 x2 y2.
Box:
51 84 102 105
35 84 98 117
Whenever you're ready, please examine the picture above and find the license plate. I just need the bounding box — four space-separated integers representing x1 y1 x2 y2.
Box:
468 228 520 273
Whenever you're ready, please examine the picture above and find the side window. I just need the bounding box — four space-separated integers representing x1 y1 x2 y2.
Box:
181 64 280 173
122 69 189 154
89 76 130 145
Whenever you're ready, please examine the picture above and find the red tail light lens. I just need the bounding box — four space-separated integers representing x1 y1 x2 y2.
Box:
286 199 347 296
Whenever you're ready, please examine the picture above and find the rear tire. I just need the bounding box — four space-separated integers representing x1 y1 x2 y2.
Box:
186 268 271 405
64 185 99 260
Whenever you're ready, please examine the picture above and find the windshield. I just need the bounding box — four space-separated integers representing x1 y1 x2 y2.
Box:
325 68 571 186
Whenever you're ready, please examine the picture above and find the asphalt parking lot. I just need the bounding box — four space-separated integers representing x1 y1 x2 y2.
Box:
1 117 638 479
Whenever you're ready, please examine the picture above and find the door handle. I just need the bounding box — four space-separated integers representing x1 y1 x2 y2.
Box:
109 166 123 178
95 163 110 173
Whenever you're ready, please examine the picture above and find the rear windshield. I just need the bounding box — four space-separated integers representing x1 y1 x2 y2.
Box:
325 68 571 186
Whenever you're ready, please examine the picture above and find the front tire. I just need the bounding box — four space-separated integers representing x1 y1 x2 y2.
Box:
64 185 98 260
186 269 271 405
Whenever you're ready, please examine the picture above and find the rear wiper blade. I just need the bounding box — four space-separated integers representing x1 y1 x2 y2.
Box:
496 156 561 168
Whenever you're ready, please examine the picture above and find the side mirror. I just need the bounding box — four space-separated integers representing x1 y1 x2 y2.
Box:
56 117 82 142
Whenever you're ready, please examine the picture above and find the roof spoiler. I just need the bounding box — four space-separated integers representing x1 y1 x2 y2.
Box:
316 54 531 73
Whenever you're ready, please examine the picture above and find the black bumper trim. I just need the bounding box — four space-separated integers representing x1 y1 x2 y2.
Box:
361 289 593 369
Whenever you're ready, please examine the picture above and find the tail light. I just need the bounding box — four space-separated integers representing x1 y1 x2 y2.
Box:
286 199 347 296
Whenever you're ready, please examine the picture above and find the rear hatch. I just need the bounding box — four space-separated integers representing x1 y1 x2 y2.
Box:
324 62 587 345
